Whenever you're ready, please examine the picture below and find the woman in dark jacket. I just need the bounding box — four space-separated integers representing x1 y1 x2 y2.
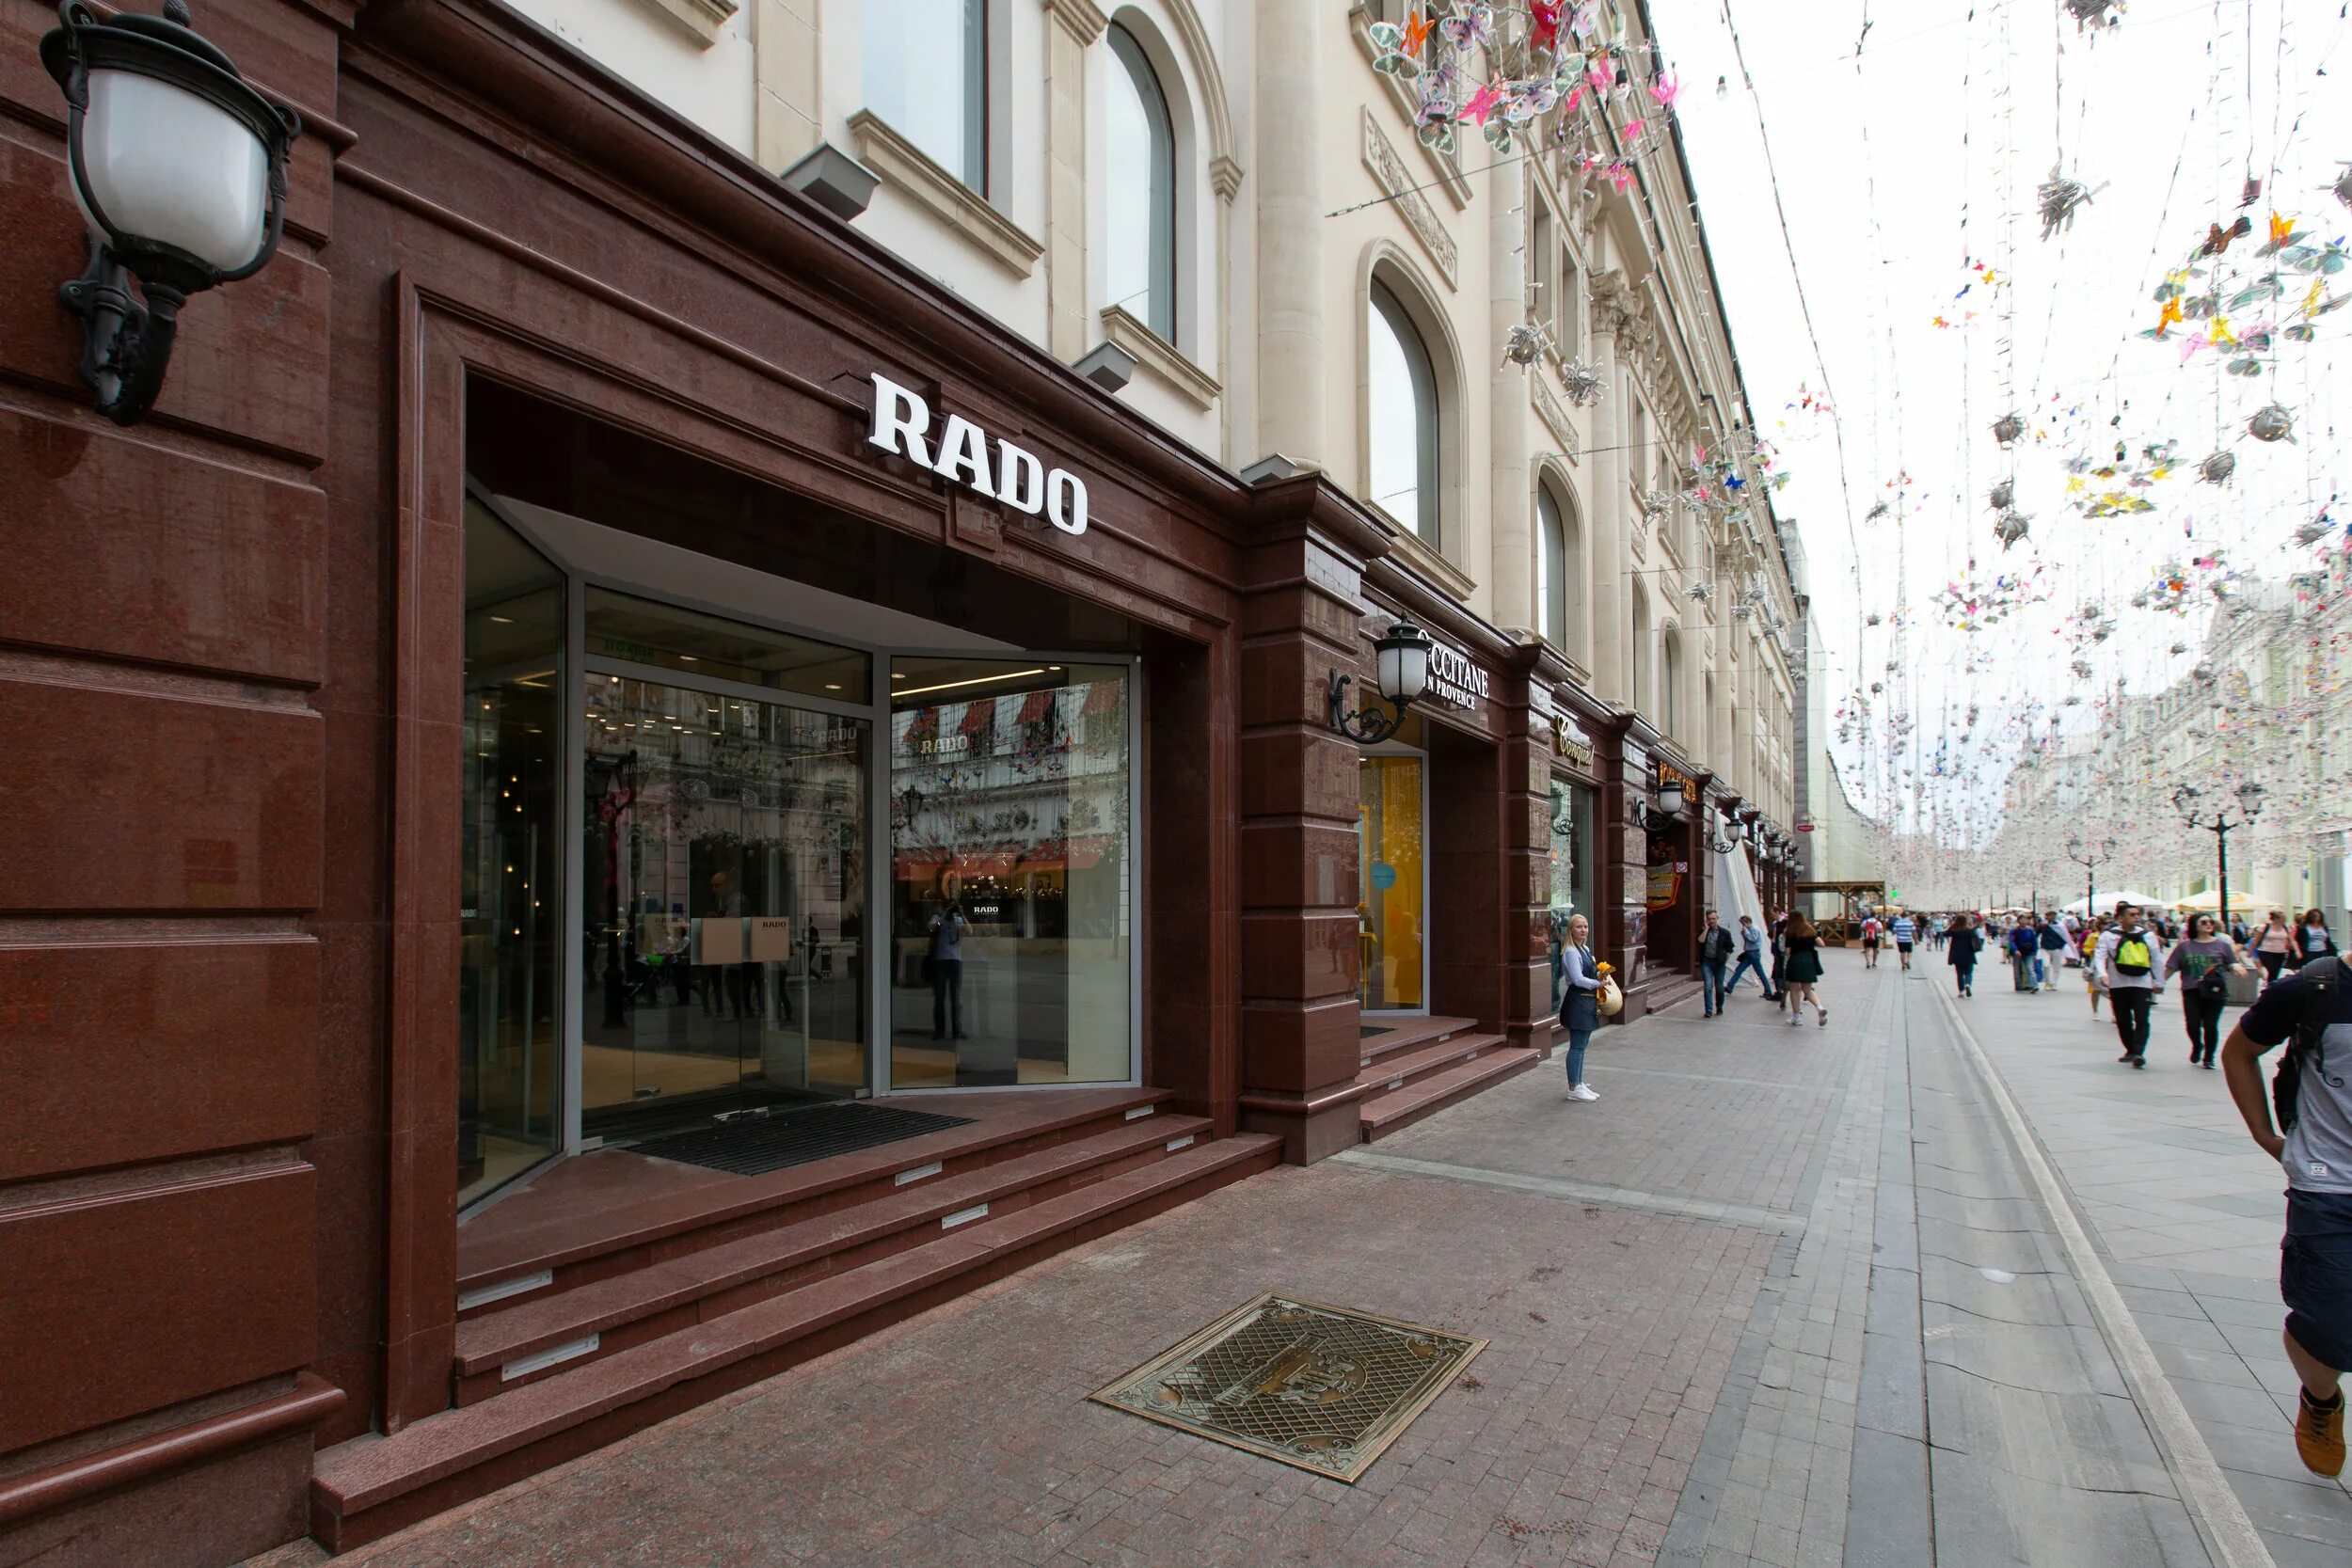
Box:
1947 913 1982 998
1557 913 1603 1102
1782 912 1826 1027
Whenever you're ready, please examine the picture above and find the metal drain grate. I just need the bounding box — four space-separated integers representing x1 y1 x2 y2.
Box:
1090 1293 1485 1482
629 1102 974 1177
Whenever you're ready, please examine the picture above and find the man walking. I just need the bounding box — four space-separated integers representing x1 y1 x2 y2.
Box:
2038 912 2067 992
1700 910 1735 1019
2097 903 2161 1068
1727 914 1772 998
1860 911 1883 969
2220 950 2352 1477
1889 911 1917 970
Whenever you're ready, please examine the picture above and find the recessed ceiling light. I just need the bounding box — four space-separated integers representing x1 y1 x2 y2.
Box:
679 655 697 661
825 683 842 690
489 615 513 625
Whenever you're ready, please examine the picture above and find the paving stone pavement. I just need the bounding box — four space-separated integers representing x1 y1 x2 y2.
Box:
247 951 2352 1567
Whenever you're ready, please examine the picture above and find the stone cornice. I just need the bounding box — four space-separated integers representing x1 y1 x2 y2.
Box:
1042 0 1110 45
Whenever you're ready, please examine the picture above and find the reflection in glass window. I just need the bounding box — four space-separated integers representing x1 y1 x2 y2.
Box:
460 499 564 1207
863 0 987 190
888 659 1133 1087
585 588 869 704
1104 24 1176 341
1368 279 1438 542
1359 753 1425 1009
580 676 869 1122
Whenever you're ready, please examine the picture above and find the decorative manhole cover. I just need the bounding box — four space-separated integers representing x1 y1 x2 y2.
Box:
1089 1293 1486 1481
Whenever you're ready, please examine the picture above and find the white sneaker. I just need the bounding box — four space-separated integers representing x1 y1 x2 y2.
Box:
1571 1084 1598 1101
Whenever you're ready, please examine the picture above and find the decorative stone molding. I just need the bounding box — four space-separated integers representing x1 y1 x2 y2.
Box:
1383 518 1479 603
629 0 738 45
1100 305 1222 410
1532 375 1581 461
1360 109 1457 290
849 111 1044 279
1042 0 1109 44
1210 155 1244 203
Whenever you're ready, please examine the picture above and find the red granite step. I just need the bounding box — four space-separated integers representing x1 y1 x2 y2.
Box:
310 1133 1281 1551
455 1087 1175 1314
453 1114 1214 1403
1359 1049 1542 1141
1350 1033 1508 1098
1358 1015 1482 1068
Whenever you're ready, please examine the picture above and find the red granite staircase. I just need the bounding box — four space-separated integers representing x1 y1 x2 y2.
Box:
1353 1016 1541 1142
310 1090 1278 1549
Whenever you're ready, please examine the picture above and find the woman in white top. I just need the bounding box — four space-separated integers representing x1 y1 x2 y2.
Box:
2256 909 2296 983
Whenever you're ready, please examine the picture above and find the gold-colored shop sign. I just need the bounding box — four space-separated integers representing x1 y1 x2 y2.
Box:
1657 760 1700 803
1551 715 1595 769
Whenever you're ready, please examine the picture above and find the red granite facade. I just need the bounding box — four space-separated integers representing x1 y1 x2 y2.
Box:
0 0 1672 1559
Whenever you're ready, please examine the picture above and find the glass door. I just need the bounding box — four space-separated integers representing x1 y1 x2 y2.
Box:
1359 750 1427 1011
460 501 565 1206
887 658 1136 1087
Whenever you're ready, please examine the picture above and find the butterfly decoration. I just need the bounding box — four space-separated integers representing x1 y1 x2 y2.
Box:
2197 215 2253 258
1649 72 1680 108
2261 211 2307 256
1530 0 1563 48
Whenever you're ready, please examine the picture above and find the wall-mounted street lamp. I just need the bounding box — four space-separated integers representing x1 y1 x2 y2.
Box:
40 0 300 425
1328 620 1433 745
1706 806 1745 856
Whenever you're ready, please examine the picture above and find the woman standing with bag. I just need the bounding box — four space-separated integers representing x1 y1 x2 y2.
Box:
1782 912 1827 1027
2295 910 2338 964
2256 910 2296 982
1556 913 1603 1102
2164 913 2248 1069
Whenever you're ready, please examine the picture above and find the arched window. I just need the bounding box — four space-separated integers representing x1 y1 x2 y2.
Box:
1536 483 1570 648
864 0 988 191
1661 631 1682 738
1368 279 1439 542
1104 24 1176 341
1629 588 1652 715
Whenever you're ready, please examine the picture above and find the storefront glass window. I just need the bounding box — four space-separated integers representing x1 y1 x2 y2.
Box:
460 501 564 1207
1548 777 1597 1011
1359 753 1426 1010
580 674 869 1124
888 659 1134 1087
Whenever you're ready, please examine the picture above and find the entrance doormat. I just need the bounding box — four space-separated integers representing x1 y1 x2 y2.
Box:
1089 1293 1486 1481
630 1101 972 1177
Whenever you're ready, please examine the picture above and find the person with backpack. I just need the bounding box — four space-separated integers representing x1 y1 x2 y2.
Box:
2166 912 2250 1068
2038 912 2068 992
2007 918 2041 992
1556 913 1604 1102
1699 909 1736 1019
1889 911 1917 970
2097 904 2162 1067
1947 912 1982 998
2258 910 2298 983
2219 950 2352 1478
1859 912 1883 968
2081 914 2108 1017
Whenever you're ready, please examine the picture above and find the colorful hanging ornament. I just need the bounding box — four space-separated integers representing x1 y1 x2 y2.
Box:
2330 164 2352 212
1996 510 2031 547
1992 412 2026 447
2062 0 2126 34
2247 403 2295 443
2199 450 2236 485
1988 478 2014 511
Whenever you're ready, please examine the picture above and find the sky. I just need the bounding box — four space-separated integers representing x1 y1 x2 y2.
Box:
1645 0 2352 850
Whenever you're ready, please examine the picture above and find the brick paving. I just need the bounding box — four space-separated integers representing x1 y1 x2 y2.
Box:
248 949 2352 1568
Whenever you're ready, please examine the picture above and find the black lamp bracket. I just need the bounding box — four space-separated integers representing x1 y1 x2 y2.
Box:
1328 671 1407 746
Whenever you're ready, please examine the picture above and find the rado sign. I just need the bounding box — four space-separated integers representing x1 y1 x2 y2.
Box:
1425 641 1489 712
866 372 1090 536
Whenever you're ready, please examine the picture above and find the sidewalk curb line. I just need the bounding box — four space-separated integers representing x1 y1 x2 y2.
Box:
1926 974 2275 1568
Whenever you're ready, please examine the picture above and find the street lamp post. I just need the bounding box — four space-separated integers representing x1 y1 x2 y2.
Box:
2066 835 2117 923
2173 782 2264 933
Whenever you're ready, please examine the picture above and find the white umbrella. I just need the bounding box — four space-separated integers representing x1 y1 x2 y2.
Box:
2058 889 2167 916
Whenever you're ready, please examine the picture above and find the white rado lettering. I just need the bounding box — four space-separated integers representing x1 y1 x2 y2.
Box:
866 373 1089 536
1425 641 1489 711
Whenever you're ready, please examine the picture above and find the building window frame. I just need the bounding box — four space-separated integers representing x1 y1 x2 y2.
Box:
1104 20 1178 342
1367 275 1442 546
